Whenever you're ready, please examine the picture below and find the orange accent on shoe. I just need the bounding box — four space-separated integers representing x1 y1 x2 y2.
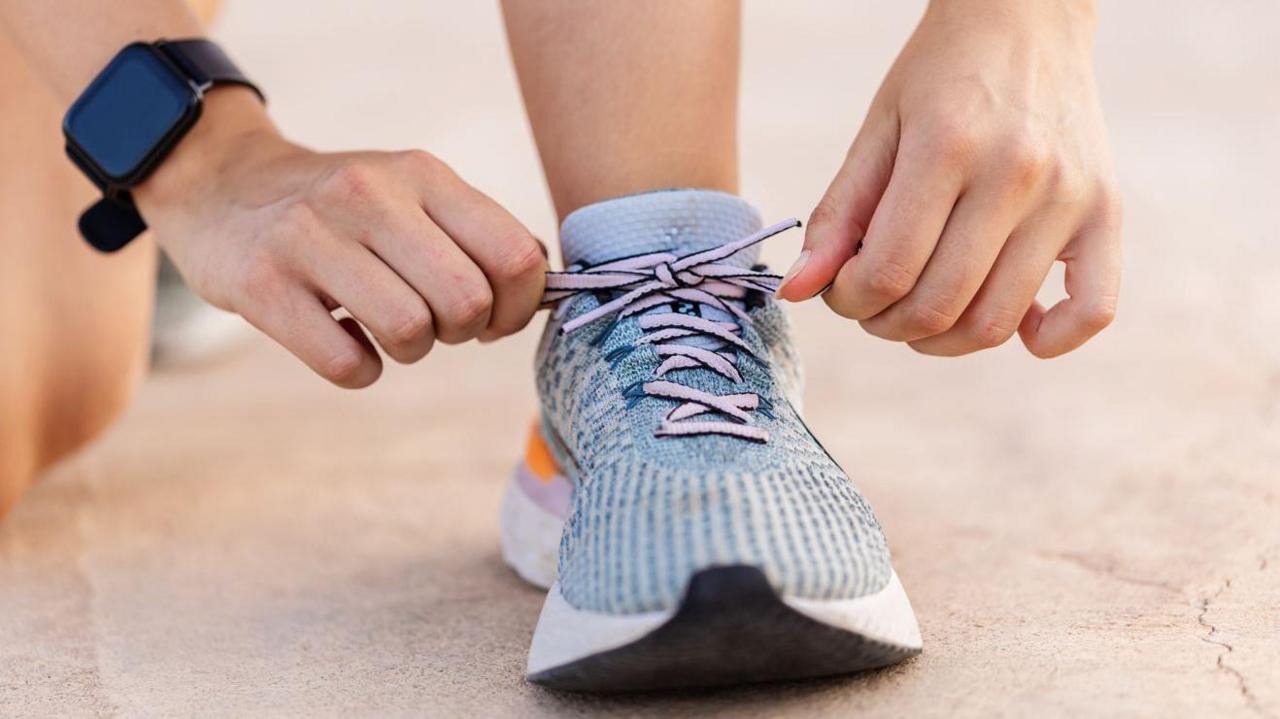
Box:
525 423 561 482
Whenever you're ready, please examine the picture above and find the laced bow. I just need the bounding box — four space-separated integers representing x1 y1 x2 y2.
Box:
543 219 801 443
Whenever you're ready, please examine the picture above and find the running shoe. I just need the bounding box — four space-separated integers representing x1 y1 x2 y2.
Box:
500 189 921 692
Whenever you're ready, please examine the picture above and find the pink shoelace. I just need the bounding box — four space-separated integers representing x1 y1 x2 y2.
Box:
543 219 802 443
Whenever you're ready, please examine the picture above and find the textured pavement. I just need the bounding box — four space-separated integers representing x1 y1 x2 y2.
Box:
2 2 1277 716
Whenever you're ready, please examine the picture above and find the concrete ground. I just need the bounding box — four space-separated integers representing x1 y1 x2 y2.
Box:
3 2 1278 716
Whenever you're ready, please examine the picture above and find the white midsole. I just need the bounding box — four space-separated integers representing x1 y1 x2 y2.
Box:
501 465 923 676
526 571 922 676
526 584 672 676
499 470 564 590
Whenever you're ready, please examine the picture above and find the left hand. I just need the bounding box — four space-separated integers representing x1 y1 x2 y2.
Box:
776 0 1121 358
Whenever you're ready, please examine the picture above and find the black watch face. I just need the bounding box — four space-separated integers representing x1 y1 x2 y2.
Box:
63 43 200 185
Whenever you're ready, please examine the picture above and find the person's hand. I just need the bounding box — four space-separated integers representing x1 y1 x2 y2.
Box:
134 88 547 387
776 0 1121 358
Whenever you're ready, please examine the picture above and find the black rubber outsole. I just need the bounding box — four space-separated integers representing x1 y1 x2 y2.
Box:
528 565 920 693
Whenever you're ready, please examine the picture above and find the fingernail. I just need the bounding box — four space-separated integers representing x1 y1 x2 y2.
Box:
774 250 811 300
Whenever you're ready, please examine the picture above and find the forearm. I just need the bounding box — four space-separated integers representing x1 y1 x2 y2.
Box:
3 1 545 391
0 2 278 220
502 0 741 219
923 0 1096 47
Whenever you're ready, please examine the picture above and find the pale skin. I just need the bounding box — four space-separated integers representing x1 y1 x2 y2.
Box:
504 0 1121 361
501 1 741 218
776 0 1121 359
1 0 548 393
0 0 1118 516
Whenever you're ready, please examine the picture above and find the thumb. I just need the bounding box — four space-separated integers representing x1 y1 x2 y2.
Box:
776 109 899 302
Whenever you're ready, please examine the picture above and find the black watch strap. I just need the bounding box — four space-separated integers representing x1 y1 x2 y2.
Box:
157 39 265 102
79 39 263 253
81 193 148 253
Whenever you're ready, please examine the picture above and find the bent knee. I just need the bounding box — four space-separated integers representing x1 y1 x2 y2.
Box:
39 349 146 470
0 449 37 520
1 345 146 520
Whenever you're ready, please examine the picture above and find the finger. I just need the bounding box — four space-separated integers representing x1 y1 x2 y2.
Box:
303 238 436 364
821 128 965 320
396 151 546 340
907 215 1064 356
241 285 382 388
305 154 490 347
337 315 382 364
776 106 899 301
382 214 493 345
861 183 1025 342
1019 204 1121 358
343 165 495 345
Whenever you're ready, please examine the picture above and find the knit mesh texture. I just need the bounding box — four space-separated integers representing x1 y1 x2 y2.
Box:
537 190 893 614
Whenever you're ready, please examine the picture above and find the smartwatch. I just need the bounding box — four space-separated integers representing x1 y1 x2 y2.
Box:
62 39 264 252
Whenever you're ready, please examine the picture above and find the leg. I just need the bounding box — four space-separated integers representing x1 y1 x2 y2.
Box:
0 0 220 518
501 0 741 220
501 5 923 691
0 34 153 516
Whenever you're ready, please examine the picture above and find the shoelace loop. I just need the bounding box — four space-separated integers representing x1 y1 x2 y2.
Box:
542 219 801 443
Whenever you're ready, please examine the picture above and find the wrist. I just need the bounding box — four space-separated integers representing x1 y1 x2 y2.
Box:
922 0 1097 56
926 0 1096 17
133 85 283 219
924 0 1097 32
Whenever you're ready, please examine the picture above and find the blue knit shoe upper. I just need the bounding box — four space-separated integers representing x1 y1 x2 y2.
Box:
536 189 893 615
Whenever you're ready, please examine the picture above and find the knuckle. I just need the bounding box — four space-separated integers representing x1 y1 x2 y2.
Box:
861 258 917 301
967 310 1021 348
807 197 842 231
448 286 493 329
1000 132 1051 182
234 250 283 307
905 299 960 336
279 201 319 233
495 234 546 281
321 159 380 200
1048 166 1089 205
387 302 433 345
1080 297 1118 332
397 148 442 175
921 120 976 165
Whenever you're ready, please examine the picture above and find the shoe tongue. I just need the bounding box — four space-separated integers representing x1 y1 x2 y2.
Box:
562 189 766 353
559 189 763 269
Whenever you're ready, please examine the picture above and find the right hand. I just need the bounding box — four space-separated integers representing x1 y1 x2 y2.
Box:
134 88 547 388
